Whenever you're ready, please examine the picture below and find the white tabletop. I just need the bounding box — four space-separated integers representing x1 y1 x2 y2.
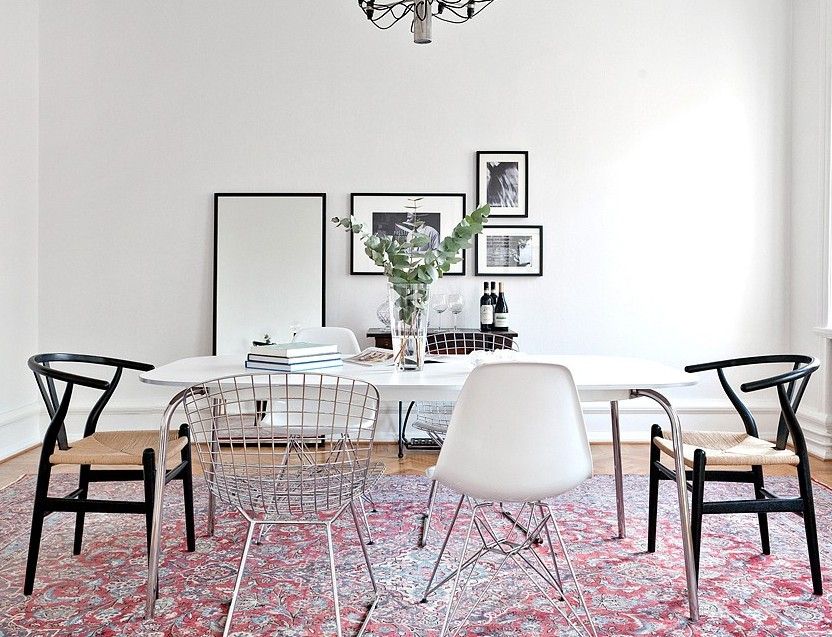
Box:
140 354 695 402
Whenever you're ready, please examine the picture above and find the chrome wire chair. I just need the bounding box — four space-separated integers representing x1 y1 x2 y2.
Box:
293 326 380 518
421 362 596 637
415 332 519 547
182 373 384 637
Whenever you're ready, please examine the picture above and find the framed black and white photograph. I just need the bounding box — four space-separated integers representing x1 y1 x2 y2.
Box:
476 151 528 217
349 193 466 275
475 225 543 276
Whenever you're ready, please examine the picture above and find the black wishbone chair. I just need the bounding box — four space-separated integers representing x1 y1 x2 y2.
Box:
24 354 196 595
647 354 822 594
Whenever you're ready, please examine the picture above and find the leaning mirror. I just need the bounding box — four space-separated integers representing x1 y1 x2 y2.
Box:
213 193 326 354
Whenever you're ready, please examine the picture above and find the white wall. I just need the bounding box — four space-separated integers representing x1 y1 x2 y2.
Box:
29 1 795 441
0 0 40 457
790 0 832 458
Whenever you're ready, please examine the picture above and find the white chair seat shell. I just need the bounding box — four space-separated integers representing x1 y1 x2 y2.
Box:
433 362 592 503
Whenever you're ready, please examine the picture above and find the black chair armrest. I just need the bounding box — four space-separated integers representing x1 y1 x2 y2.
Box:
741 358 820 393
32 353 154 373
109 358 155 372
27 358 111 391
685 354 815 374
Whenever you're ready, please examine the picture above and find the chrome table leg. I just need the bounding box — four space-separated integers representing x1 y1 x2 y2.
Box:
632 388 700 621
145 390 186 619
610 401 626 538
207 492 216 537
207 395 221 537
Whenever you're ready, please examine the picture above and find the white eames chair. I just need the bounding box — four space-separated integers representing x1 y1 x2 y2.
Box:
294 326 361 355
417 332 519 547
421 362 597 637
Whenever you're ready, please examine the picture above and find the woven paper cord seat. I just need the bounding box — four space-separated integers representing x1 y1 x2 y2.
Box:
49 430 188 468
653 431 800 468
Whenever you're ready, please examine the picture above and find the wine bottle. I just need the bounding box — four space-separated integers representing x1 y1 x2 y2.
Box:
489 281 498 309
494 282 509 331
479 282 494 332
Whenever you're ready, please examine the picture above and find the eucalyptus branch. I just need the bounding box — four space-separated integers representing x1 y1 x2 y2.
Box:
332 203 491 285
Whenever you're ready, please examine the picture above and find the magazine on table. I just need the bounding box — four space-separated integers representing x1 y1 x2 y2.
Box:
344 347 397 366
344 347 446 367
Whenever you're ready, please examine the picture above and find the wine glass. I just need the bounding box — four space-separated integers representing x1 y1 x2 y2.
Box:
448 293 464 331
432 294 448 329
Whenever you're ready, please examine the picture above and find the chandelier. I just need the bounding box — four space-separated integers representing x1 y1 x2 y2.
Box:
357 0 495 44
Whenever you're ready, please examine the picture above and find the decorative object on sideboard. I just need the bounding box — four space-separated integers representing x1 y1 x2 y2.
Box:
493 281 509 330
479 282 494 331
431 293 448 330
376 299 392 327
476 151 529 217
334 200 490 369
357 0 496 44
475 224 543 276
448 292 464 331
348 193 468 275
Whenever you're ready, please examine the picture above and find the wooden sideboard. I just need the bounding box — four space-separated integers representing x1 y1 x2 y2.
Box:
366 327 519 352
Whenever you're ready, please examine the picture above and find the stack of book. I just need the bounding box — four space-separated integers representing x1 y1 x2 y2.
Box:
245 342 343 372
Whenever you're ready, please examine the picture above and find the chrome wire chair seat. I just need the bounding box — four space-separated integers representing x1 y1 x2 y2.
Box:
182 373 382 637
411 402 454 445
208 459 386 521
415 332 519 547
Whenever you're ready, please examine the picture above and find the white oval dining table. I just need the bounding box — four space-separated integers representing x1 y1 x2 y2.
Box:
140 354 700 620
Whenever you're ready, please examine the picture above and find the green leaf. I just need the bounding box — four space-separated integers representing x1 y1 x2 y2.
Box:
411 233 429 247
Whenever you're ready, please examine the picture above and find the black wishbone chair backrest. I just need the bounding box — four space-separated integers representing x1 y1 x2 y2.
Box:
28 354 154 455
685 355 820 457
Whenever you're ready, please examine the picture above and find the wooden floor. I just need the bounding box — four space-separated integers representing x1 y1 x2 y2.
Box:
3 442 832 489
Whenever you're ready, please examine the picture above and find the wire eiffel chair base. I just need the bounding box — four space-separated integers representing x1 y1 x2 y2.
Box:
420 480 439 548
421 497 596 637
420 488 542 549
224 501 379 637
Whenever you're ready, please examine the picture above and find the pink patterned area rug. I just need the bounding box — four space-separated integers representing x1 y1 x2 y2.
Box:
0 473 830 636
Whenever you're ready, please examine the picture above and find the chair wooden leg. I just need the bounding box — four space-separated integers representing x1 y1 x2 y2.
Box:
142 448 156 555
647 424 663 553
751 465 770 555
796 460 823 594
690 449 706 582
179 424 196 552
24 465 52 595
73 465 91 555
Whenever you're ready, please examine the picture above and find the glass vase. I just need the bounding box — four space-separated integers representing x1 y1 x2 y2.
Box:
388 281 432 371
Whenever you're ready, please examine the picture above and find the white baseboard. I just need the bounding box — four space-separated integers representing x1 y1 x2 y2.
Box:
0 402 41 458
800 409 832 460
12 397 832 461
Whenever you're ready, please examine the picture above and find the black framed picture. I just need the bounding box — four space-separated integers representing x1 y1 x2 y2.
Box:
475 225 543 276
476 151 528 217
349 193 466 275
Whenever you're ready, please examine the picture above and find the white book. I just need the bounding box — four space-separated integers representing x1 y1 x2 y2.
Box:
249 342 339 358
245 359 344 372
247 352 342 364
